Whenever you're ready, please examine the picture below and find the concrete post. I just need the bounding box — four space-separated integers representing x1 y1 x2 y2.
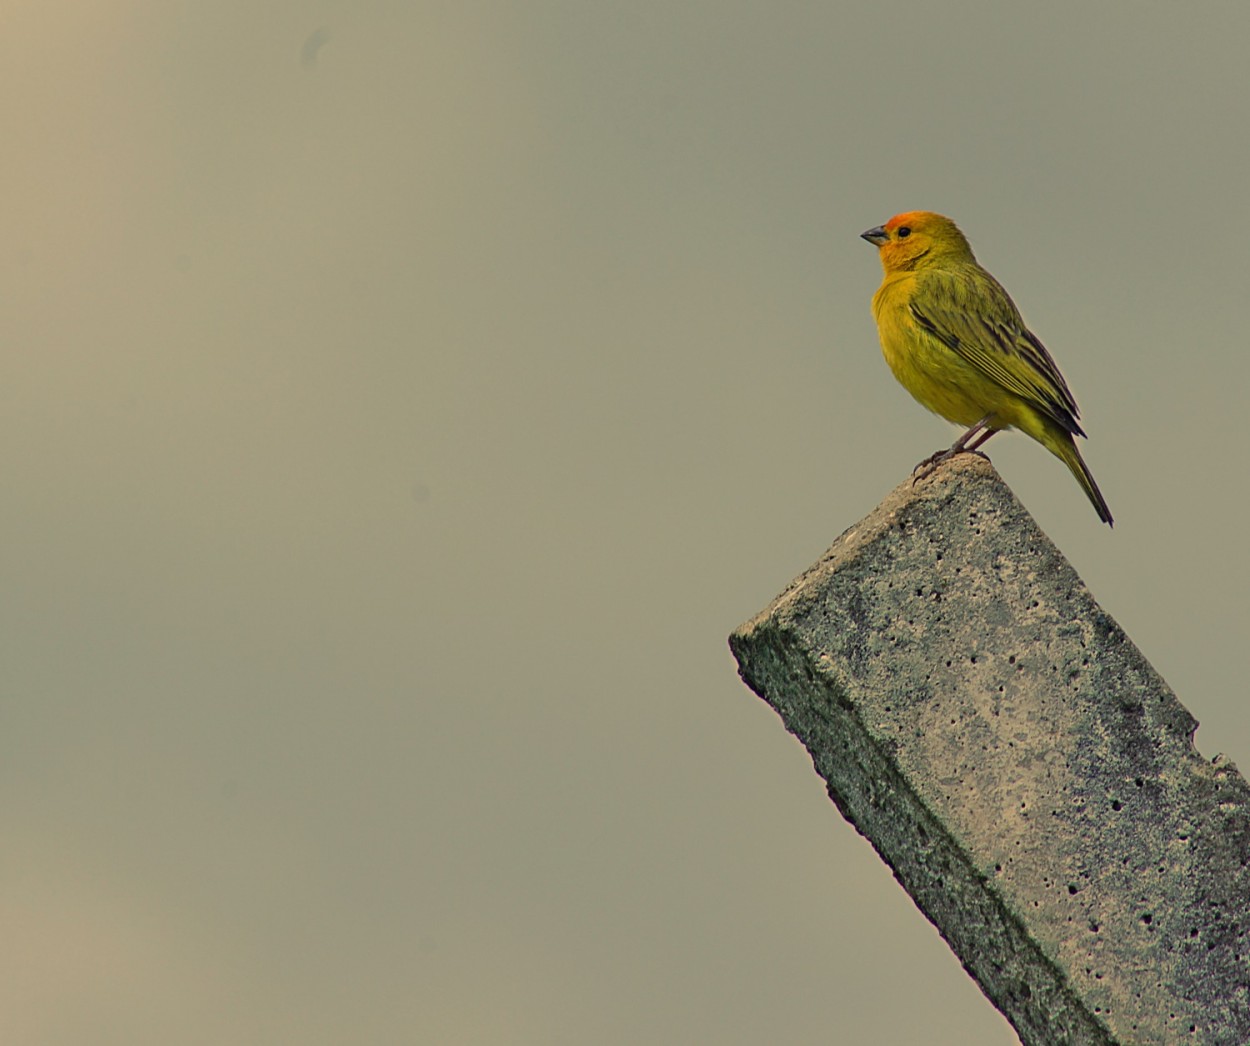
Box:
729 454 1250 1045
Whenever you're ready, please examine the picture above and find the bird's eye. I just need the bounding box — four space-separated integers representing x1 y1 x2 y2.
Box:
897 227 911 238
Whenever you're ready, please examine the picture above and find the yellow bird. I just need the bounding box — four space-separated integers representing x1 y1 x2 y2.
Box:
861 211 1113 526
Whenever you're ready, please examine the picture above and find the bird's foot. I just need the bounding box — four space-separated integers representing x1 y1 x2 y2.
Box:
911 447 990 485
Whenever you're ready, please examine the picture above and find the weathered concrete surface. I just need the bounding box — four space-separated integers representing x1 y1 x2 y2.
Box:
729 454 1250 1046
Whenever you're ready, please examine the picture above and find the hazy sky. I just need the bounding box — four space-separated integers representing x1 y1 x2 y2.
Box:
4 3 1249 1044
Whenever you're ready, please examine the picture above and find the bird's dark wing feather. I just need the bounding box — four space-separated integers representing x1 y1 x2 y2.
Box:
910 267 1084 437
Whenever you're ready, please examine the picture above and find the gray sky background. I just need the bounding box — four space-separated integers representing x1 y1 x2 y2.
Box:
4 3 1249 1044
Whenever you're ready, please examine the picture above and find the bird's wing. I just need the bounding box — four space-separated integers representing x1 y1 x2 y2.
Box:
908 267 1084 436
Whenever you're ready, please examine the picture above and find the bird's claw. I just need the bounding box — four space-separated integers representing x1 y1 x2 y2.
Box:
910 447 990 486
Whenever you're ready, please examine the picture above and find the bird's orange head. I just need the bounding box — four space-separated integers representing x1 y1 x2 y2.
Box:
860 211 976 273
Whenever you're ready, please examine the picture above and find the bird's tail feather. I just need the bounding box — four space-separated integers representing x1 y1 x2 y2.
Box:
1055 436 1113 527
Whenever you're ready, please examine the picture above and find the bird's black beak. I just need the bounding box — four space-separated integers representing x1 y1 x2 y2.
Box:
861 226 889 246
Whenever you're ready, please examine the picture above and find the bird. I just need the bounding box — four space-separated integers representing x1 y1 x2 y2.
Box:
860 211 1113 526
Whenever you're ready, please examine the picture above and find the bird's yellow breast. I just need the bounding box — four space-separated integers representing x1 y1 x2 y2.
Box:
872 272 1023 429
